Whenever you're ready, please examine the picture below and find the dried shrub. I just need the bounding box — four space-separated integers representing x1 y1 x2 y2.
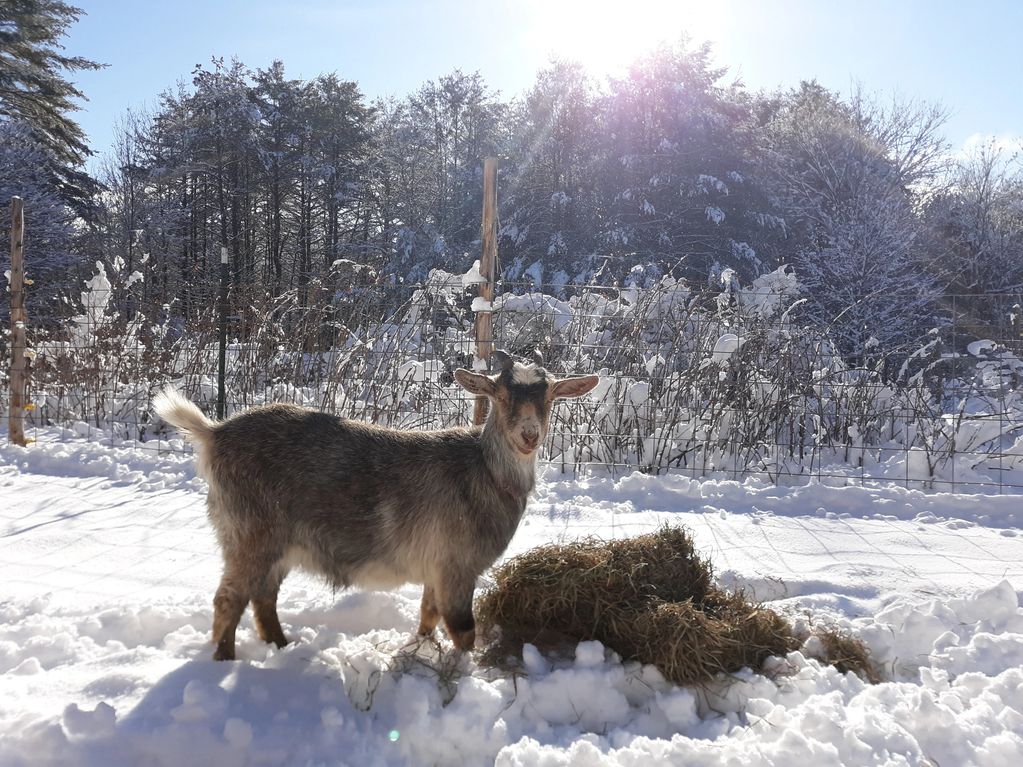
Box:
475 526 875 687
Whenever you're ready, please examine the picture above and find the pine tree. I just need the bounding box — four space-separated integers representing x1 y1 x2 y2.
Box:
0 121 75 307
308 73 374 270
0 0 103 217
502 61 601 287
251 60 306 291
598 41 782 285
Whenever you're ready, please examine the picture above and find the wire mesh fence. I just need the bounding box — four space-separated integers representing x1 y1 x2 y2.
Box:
5 258 1023 494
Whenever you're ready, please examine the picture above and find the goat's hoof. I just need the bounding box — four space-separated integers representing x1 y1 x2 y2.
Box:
451 629 476 653
213 644 236 661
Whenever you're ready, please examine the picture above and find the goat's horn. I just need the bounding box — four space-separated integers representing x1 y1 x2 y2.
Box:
531 350 544 367
492 349 514 371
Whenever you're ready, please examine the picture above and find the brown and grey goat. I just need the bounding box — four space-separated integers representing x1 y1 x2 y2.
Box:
153 351 598 660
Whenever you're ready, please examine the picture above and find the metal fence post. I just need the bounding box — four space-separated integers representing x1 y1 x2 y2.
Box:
217 245 228 420
8 197 27 446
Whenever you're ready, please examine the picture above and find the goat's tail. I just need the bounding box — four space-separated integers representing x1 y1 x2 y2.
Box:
152 387 216 447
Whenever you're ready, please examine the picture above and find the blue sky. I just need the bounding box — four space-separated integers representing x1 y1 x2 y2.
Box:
67 0 1021 165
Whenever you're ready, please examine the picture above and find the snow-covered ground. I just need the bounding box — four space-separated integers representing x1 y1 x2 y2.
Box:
2 430 1022 766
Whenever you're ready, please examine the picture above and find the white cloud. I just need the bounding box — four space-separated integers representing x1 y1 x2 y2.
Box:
958 132 1022 160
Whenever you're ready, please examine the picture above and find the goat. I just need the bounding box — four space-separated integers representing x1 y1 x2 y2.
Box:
153 351 598 660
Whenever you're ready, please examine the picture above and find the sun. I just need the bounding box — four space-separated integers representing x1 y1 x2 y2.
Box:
525 0 719 78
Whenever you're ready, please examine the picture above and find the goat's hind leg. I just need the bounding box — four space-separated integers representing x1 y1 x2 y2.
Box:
252 564 289 649
208 494 252 660
212 566 249 661
212 550 284 660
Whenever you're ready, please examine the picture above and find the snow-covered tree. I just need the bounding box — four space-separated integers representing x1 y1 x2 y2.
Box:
0 121 76 314
308 73 374 271
596 40 784 284
370 70 506 278
500 61 601 283
763 82 948 362
926 138 1023 297
0 0 102 217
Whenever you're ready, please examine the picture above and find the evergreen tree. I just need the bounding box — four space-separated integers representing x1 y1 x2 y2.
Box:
0 120 74 272
0 0 103 217
597 41 783 285
501 61 601 288
251 60 305 291
405 70 506 273
309 74 374 270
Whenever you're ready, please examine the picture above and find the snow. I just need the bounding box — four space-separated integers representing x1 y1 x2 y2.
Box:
524 260 544 287
2 431 1023 766
708 332 745 364
550 270 569 294
697 174 729 196
65 262 117 349
461 260 487 289
969 339 998 357
493 292 574 332
550 191 571 209
396 360 443 383
626 381 650 406
742 265 802 318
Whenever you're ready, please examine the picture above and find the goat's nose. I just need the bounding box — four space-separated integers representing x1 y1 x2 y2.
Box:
522 430 540 449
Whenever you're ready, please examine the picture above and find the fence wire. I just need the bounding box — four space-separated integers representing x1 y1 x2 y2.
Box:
4 263 1023 494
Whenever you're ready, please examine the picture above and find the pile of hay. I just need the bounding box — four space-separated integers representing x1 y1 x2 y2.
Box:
475 526 876 686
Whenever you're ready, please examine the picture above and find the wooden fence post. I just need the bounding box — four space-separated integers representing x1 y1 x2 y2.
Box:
8 196 28 446
474 157 498 425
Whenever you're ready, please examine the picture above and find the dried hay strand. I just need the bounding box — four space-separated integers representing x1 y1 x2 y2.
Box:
475 525 875 686
477 526 711 639
811 627 882 684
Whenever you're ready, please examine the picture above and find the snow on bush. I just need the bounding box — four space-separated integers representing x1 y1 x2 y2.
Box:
11 260 1023 491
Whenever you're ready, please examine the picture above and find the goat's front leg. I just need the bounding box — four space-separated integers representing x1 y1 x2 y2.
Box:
438 576 476 652
417 584 441 637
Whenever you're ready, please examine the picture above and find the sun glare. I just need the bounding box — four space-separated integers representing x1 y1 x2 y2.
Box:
526 0 718 78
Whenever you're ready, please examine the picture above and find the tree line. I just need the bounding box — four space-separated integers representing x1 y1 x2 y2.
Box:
2 3 1023 363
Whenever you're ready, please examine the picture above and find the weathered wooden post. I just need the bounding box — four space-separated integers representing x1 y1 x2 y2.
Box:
474 157 498 425
8 196 28 446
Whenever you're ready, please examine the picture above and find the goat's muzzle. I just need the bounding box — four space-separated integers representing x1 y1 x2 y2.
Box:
519 429 540 453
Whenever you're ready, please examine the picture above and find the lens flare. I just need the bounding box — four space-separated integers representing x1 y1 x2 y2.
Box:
524 0 720 78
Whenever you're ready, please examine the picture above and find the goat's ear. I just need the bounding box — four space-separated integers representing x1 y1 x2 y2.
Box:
454 368 497 396
550 375 599 399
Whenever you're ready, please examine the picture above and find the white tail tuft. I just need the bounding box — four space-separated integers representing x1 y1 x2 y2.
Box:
152 387 215 445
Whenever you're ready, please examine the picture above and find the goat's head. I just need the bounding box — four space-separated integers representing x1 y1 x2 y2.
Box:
454 350 599 457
